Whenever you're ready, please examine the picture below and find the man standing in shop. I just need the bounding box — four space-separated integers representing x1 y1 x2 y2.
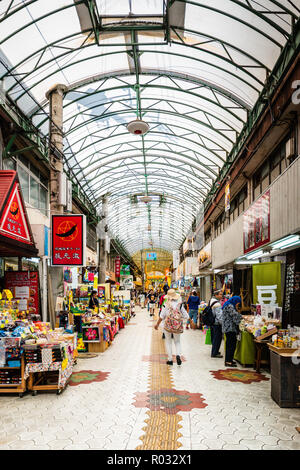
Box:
210 289 224 358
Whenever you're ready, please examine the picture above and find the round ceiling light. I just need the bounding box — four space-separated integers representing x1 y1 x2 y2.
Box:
140 195 152 204
127 119 149 135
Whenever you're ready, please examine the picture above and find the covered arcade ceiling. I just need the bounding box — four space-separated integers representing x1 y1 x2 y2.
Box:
0 0 299 259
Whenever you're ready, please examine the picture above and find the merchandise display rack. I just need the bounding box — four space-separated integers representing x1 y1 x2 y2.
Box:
0 355 26 397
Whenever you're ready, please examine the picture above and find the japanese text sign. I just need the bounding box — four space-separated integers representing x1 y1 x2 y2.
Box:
51 214 86 266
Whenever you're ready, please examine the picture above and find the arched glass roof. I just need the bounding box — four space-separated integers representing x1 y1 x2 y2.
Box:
0 0 299 256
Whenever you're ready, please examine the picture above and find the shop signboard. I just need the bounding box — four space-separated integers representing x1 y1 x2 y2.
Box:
120 275 134 290
115 256 121 277
252 262 282 307
0 181 31 244
5 271 40 316
225 183 230 212
120 264 130 275
198 242 212 269
146 252 157 260
51 214 86 266
243 191 270 254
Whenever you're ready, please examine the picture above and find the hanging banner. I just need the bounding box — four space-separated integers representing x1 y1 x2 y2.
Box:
51 214 86 266
252 262 281 307
5 271 40 316
115 256 121 277
146 252 157 260
173 250 180 269
243 191 270 254
225 183 230 212
0 182 31 244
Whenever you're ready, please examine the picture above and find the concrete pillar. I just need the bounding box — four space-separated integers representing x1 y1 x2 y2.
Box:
45 84 68 215
45 84 68 322
98 195 108 284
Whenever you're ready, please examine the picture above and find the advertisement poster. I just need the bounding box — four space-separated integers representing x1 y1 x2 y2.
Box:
252 262 281 307
243 191 270 254
5 271 39 316
51 214 86 266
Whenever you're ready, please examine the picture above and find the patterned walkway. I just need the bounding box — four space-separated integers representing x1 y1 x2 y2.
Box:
0 306 299 450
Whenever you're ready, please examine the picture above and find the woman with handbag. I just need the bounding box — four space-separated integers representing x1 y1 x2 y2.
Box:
154 289 189 366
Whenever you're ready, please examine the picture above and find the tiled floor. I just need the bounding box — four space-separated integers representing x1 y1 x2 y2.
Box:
0 307 299 450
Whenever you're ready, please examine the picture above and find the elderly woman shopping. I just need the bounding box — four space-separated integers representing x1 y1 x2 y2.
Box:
221 296 243 367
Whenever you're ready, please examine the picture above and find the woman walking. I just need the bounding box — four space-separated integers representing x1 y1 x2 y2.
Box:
221 296 243 367
154 289 189 365
186 290 200 329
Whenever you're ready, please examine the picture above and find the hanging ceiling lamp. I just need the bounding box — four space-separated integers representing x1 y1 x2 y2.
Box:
127 119 149 135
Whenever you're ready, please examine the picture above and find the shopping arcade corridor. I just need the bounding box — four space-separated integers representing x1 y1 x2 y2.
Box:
0 307 299 451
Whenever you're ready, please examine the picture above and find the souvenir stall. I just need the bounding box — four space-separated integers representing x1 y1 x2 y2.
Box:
0 306 77 396
231 261 284 368
267 326 300 408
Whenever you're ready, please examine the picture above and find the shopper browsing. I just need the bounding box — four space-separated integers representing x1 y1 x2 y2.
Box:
221 296 243 367
154 289 189 365
88 290 99 310
209 290 224 358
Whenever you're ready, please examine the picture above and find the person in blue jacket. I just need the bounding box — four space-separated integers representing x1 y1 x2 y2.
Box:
186 291 200 329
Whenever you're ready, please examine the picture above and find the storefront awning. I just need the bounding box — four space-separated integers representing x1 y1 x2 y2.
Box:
0 171 38 258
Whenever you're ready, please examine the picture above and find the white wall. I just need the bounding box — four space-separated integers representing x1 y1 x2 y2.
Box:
211 156 300 269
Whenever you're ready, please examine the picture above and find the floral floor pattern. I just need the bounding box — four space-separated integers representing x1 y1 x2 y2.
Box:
210 368 270 384
68 370 110 386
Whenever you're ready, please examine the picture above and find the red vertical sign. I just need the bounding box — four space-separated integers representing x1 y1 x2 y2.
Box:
0 182 31 243
51 214 86 266
115 256 121 277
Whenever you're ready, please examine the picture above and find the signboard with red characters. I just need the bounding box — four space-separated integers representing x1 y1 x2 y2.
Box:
243 191 270 254
0 182 31 244
115 256 121 277
51 214 86 266
5 271 40 317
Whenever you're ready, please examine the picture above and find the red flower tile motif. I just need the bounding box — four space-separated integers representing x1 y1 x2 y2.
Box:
68 370 110 386
210 369 269 384
133 388 207 415
142 354 186 364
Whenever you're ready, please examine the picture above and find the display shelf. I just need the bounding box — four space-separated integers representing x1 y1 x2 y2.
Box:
0 355 26 397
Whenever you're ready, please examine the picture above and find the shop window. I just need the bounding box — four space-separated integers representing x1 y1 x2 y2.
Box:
40 186 48 216
3 157 16 171
30 177 39 208
17 161 48 215
18 165 30 203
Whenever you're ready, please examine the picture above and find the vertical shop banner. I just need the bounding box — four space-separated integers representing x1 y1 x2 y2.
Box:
51 214 86 266
252 262 281 306
225 183 230 212
5 271 40 316
243 191 270 254
115 256 121 277
0 182 31 244
173 250 180 269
